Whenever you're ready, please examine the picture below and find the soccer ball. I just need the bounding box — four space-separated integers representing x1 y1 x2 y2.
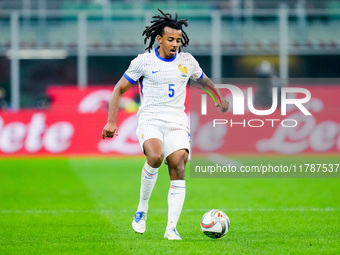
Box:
200 209 230 238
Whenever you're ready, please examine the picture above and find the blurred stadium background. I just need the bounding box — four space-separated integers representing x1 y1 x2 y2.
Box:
0 1 339 254
0 0 340 156
0 0 340 109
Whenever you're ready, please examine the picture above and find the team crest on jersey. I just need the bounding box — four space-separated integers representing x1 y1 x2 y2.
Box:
179 64 188 77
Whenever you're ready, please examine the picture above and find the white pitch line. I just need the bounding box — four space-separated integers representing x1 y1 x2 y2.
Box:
0 207 338 215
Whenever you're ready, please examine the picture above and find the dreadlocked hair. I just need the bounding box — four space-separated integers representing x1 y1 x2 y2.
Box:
142 9 189 52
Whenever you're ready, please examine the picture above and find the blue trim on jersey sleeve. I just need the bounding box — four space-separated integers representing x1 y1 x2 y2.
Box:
197 71 204 81
124 73 136 84
155 47 177 62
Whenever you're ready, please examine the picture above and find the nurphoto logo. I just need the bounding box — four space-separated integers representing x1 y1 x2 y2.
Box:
200 84 312 128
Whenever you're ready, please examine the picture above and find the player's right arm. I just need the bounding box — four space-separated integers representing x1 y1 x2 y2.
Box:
102 76 132 139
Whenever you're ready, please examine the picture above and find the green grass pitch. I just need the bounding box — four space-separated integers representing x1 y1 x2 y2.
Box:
0 156 339 254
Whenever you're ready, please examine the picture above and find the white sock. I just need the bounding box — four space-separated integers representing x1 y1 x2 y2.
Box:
137 162 159 213
166 180 186 230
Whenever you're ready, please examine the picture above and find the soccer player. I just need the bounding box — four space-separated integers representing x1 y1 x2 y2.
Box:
102 9 229 240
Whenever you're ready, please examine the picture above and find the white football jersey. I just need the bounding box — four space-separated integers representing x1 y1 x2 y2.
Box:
124 47 203 128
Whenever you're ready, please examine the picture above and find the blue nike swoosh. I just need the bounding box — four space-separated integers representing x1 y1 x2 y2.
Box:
152 70 160 74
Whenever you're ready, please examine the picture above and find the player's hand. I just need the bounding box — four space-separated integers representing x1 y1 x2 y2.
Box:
218 98 229 113
102 121 118 139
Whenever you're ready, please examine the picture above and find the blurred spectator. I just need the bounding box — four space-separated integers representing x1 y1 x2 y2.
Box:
35 96 52 109
254 60 281 107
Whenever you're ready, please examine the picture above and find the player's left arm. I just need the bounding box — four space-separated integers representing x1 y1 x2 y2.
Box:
197 73 229 113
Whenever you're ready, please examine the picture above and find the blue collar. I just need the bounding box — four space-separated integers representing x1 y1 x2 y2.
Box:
155 47 177 62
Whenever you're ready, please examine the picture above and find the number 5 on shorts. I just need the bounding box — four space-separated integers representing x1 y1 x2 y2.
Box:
169 84 174 97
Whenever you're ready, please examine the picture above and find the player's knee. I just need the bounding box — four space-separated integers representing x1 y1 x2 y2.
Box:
174 164 185 174
147 152 164 168
176 149 189 164
169 164 185 180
